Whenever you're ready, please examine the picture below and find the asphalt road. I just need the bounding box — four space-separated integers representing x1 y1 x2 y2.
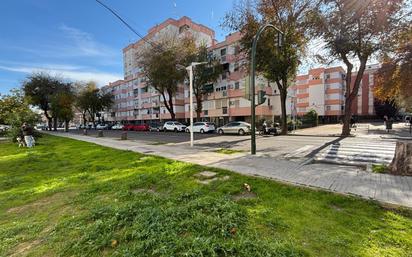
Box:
61 129 223 144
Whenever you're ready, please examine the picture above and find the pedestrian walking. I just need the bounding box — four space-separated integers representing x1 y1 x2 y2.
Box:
21 123 35 148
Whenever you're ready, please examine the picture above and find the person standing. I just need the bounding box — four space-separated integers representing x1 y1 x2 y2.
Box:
21 123 34 148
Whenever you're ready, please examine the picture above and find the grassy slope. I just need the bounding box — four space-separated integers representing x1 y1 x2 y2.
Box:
0 135 411 257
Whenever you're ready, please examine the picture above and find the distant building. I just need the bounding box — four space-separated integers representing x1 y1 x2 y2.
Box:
102 16 379 126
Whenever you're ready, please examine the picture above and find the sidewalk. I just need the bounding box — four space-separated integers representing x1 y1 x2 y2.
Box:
45 131 412 208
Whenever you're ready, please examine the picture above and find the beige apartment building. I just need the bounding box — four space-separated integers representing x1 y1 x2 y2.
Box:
102 16 378 126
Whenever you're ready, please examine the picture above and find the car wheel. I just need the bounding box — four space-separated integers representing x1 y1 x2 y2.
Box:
157 128 160 132
200 129 204 134
218 129 224 135
238 129 245 135
174 128 178 132
185 128 190 133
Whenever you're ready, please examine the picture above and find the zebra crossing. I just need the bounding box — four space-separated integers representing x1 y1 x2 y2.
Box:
314 138 396 166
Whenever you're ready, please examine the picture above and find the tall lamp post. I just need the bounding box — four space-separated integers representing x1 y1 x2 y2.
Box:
186 62 207 147
250 24 284 155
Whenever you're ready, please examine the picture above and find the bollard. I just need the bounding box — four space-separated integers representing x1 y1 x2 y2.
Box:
98 130 104 137
121 131 128 140
83 129 88 136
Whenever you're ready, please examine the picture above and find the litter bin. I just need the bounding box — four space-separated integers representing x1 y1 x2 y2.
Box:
385 121 393 132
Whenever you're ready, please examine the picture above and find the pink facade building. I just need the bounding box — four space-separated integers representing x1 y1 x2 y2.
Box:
102 16 378 125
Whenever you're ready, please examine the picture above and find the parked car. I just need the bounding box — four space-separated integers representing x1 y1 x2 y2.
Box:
35 123 47 130
149 123 164 132
0 124 11 132
96 124 109 130
132 124 150 131
111 124 124 130
122 124 134 131
163 121 186 132
405 116 411 125
185 122 215 133
216 122 251 135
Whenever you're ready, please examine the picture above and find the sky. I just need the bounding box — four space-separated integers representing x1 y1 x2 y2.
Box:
0 0 235 95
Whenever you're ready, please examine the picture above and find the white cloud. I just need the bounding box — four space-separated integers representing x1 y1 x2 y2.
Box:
0 64 122 86
58 24 117 57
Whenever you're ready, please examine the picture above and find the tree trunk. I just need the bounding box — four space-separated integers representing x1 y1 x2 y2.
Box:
280 90 288 135
47 118 52 131
341 56 367 136
160 91 176 120
53 117 58 131
342 98 352 135
64 120 69 132
196 95 202 121
390 141 412 176
44 111 52 131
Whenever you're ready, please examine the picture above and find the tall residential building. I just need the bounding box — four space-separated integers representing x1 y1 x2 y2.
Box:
102 16 378 125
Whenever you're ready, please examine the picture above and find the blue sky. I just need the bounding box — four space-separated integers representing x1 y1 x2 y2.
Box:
0 0 235 95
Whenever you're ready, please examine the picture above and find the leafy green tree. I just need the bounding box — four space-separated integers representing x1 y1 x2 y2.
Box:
140 36 194 120
50 83 75 132
308 0 410 135
76 82 113 127
190 45 223 121
22 73 62 130
224 0 320 134
0 89 40 140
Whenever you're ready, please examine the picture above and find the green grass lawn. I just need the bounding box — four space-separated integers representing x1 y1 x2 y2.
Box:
0 135 411 257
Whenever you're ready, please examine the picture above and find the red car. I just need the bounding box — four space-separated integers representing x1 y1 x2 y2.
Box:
133 124 150 131
122 124 134 131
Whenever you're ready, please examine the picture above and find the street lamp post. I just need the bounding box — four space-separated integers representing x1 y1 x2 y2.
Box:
186 62 207 147
250 24 284 155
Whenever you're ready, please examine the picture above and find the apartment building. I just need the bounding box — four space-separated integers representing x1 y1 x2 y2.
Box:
291 64 378 122
103 16 378 125
103 16 215 123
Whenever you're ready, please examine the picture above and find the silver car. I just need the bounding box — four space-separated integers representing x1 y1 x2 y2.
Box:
216 121 251 135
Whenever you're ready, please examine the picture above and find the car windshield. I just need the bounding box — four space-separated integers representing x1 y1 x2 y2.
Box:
174 122 182 125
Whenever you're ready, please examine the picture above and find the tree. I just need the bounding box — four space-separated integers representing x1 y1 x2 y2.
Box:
22 73 63 130
374 25 412 110
374 99 399 118
76 82 113 127
309 0 410 135
190 45 223 121
140 36 193 120
224 0 320 134
50 83 75 132
0 89 40 140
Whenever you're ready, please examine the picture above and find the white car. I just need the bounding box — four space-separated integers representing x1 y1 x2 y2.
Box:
96 124 108 130
0 124 11 132
185 122 215 133
111 124 124 130
163 121 186 132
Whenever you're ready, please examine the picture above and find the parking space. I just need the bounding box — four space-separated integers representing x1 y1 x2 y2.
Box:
64 129 221 144
61 128 339 160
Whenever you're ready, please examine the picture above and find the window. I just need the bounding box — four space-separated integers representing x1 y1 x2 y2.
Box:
326 105 331 111
222 73 227 80
179 24 190 33
234 63 239 71
235 82 240 89
234 45 240 55
325 74 330 80
204 110 208 116
220 48 226 56
222 107 228 114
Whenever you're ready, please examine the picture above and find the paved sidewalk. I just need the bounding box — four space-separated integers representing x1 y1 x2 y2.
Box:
45 132 412 208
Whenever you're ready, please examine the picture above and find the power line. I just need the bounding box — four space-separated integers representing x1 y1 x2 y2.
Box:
94 0 162 51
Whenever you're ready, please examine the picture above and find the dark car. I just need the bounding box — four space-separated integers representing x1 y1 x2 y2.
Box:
149 123 164 132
